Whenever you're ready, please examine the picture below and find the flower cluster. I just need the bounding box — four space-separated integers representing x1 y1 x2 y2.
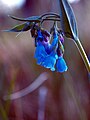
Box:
30 24 68 73
5 13 68 73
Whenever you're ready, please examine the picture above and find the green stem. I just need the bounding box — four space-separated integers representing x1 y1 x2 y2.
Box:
40 12 60 18
42 18 60 22
74 39 90 73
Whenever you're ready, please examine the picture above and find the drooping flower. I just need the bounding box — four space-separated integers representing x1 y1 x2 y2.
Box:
35 41 57 71
34 29 58 70
41 51 58 71
34 30 47 64
56 33 68 72
56 56 68 72
34 41 47 65
34 28 68 72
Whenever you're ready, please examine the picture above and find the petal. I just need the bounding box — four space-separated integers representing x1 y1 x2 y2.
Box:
41 52 58 71
34 43 47 59
51 34 58 47
56 57 68 72
37 57 45 65
34 42 48 65
41 56 56 71
37 30 44 41
44 43 52 54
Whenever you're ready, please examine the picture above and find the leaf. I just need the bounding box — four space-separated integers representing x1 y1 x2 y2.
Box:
3 22 33 32
59 0 78 41
8 15 41 22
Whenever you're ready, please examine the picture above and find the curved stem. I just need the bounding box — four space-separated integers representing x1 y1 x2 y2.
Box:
40 12 60 19
45 15 60 19
42 18 60 22
74 39 90 73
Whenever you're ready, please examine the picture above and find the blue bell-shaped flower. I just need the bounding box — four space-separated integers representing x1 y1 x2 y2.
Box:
56 56 68 72
34 41 47 65
41 51 58 71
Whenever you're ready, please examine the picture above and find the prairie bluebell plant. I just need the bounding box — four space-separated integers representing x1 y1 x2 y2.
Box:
4 0 90 73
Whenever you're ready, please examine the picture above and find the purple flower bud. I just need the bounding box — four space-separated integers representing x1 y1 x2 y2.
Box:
43 35 49 42
41 30 50 37
59 34 64 43
57 46 63 57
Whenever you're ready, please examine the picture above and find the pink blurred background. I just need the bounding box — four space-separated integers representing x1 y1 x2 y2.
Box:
0 0 90 120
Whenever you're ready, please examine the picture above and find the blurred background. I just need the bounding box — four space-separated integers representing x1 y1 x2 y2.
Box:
0 0 90 120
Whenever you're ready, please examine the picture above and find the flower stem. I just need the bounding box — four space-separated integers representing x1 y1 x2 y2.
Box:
42 18 60 22
40 12 60 18
74 39 90 73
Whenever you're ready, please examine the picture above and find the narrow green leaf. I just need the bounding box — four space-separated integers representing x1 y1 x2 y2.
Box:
3 22 33 32
8 15 41 22
59 0 78 41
